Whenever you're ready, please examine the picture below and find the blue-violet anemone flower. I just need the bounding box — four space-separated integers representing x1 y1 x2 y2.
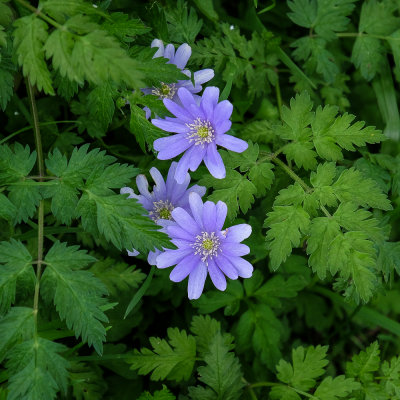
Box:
142 39 214 118
155 192 253 299
120 162 206 264
152 86 248 184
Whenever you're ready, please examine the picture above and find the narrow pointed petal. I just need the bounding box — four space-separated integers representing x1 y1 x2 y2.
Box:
174 148 194 184
228 256 253 278
194 69 214 85
225 224 252 242
215 119 232 135
171 207 200 235
167 225 193 241
136 175 152 200
164 44 175 61
215 255 239 280
152 119 188 134
177 87 197 109
150 167 167 198
215 134 248 153
151 39 164 58
213 100 233 124
156 248 193 268
147 249 161 266
120 187 135 198
204 145 226 179
215 201 227 231
174 43 192 69
154 135 191 160
208 259 227 291
202 201 216 232
189 145 206 171
189 192 204 229
127 249 140 257
188 262 207 299
163 99 193 122
170 254 198 282
221 242 250 256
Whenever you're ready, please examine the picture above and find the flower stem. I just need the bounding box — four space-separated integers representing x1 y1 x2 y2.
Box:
26 81 45 335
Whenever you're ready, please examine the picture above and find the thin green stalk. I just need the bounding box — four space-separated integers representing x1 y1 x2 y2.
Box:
275 77 283 121
13 0 64 29
27 81 45 336
0 121 80 145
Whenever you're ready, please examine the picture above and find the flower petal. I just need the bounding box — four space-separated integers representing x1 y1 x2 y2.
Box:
202 201 216 232
194 69 214 85
177 87 197 110
136 175 152 201
171 207 200 235
189 191 204 229
147 249 161 265
215 201 227 231
174 43 191 69
201 86 220 110
156 248 193 268
167 225 193 240
164 43 175 62
188 262 207 299
228 256 253 278
163 99 193 122
215 134 248 153
154 134 191 160
204 145 226 179
170 254 198 282
208 258 227 291
225 224 252 243
151 39 164 58
120 187 135 198
189 145 206 172
150 167 167 199
152 119 188 134
127 249 139 257
221 242 250 256
175 148 194 184
213 100 233 124
215 255 238 280
215 119 232 135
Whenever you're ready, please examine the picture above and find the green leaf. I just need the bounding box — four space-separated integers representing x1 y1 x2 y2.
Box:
314 375 360 399
307 217 341 279
8 185 42 224
235 303 283 370
188 332 244 400
0 67 13 111
192 0 219 21
377 241 400 280
13 15 54 94
6 337 69 400
276 345 329 391
199 169 257 221
0 1 12 27
265 205 310 270
0 307 34 362
312 105 384 161
129 104 167 152
102 13 150 42
90 258 146 296
0 240 35 314
332 168 392 210
287 0 317 29
41 241 108 354
352 36 384 81
0 193 16 221
138 386 176 400
190 315 224 355
129 327 196 382
346 341 380 383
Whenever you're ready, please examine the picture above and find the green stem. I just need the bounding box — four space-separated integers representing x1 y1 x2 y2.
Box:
13 0 64 29
275 77 283 121
249 382 279 388
0 121 80 145
71 354 132 362
27 81 45 336
335 32 399 41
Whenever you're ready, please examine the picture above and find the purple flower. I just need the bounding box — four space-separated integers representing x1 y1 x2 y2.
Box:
155 192 253 299
152 87 248 183
121 162 206 264
142 39 214 118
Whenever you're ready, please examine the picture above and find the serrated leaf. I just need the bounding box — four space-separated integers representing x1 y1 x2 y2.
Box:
13 15 54 94
199 169 257 221
41 241 108 355
0 307 34 362
265 205 310 270
138 386 176 400
276 345 329 391
188 332 244 400
0 193 16 221
6 337 69 400
346 341 380 383
352 36 384 81
314 375 361 399
332 168 392 210
0 240 35 314
102 13 150 42
129 327 196 382
190 315 223 354
8 185 42 224
0 67 13 111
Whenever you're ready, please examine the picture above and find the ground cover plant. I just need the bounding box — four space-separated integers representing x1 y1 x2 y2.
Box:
1 0 400 398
